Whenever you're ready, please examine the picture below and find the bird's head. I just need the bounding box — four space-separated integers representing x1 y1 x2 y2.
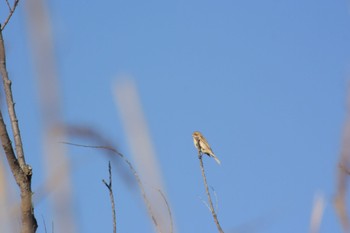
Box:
192 131 201 139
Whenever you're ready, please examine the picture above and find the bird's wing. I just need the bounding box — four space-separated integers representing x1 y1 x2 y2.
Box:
200 135 212 150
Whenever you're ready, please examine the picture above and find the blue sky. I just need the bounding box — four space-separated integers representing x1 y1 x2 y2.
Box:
1 0 350 232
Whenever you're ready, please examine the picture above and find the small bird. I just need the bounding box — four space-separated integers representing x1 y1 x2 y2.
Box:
192 131 221 164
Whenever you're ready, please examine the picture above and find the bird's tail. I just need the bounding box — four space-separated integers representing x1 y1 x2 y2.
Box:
211 154 221 165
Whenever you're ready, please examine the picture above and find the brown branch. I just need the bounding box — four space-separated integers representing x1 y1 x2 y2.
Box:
0 89 37 233
0 25 37 233
0 28 27 173
0 110 23 184
102 161 117 233
62 141 161 233
1 0 20 31
197 149 224 233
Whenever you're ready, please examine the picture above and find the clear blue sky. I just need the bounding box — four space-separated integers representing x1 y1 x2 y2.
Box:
2 0 350 232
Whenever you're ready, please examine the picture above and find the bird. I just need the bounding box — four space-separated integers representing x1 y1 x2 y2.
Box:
192 131 221 164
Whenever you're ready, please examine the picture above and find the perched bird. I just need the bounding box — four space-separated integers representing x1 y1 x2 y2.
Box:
192 131 221 164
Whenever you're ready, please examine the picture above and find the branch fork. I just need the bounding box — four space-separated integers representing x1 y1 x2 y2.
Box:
0 25 37 233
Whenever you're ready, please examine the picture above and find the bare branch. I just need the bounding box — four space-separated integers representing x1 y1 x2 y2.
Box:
210 186 219 213
1 0 20 31
0 24 37 233
198 195 211 212
0 28 27 173
0 108 23 185
102 162 116 233
0 93 37 231
197 149 224 233
62 141 161 233
5 0 12 11
154 188 174 233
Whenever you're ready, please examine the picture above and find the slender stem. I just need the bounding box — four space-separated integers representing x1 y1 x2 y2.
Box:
155 188 173 233
198 150 224 233
1 0 20 31
63 142 161 233
5 0 12 11
103 162 116 233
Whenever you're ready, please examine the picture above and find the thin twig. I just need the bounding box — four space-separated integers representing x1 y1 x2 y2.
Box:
102 162 116 233
154 188 174 233
198 150 224 233
1 0 20 31
5 0 12 11
198 195 211 212
210 186 219 213
62 142 161 233
62 125 133 183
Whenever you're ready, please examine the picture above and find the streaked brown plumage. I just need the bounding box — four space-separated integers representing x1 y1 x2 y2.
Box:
192 131 221 165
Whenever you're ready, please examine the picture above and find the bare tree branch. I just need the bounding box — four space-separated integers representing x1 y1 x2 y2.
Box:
1 0 20 31
0 86 37 233
62 140 161 233
0 110 23 184
197 149 224 233
0 26 27 174
0 24 37 233
5 0 12 11
102 161 117 233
